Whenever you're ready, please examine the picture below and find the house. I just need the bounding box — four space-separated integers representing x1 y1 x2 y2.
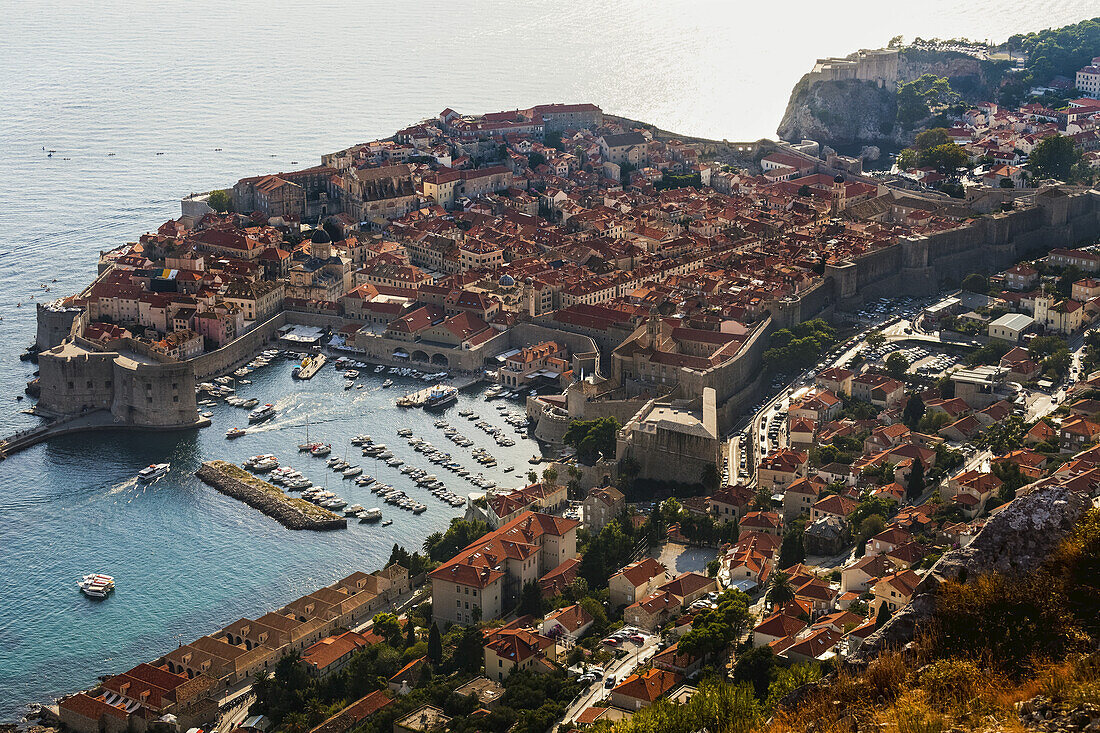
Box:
758 449 808 492
782 477 822 521
1005 263 1039 290
739 510 782 537
1025 420 1057 447
752 612 807 647
789 391 842 424
782 626 843 663
307 691 392 733
789 418 817 450
851 373 905 408
809 494 859 523
865 526 913 556
482 626 555 682
453 677 506 711
610 667 683 711
624 589 682 631
871 569 921 614
582 486 625 532
840 554 894 594
1060 417 1100 450
541 603 595 641
815 367 854 396
388 657 429 695
429 511 580 626
609 558 669 609
708 483 755 523
804 514 851 556
651 640 705 678
301 631 370 678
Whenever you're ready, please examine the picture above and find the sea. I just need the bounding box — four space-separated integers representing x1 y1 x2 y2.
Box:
0 0 1095 719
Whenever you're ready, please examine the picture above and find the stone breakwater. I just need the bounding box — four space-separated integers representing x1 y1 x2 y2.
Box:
195 460 347 531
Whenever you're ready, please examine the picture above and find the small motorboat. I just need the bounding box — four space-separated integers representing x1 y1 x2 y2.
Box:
137 463 169 481
226 427 247 439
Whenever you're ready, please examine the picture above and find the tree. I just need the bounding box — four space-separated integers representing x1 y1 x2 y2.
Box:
404 619 417 648
679 590 753 661
541 466 558 486
961 273 988 293
527 470 538 484
914 128 951 151
527 151 546 169
617 455 640 490
896 148 918 171
779 525 806 568
701 462 721 492
733 646 779 699
372 612 402 646
1028 134 1080 181
919 143 969 172
1000 176 1017 188
207 189 232 213
579 596 608 636
452 625 484 673
866 331 886 348
766 570 795 608
903 392 926 429
875 603 893 629
885 352 910 380
907 458 925 500
563 417 621 464
517 579 545 617
427 622 443 666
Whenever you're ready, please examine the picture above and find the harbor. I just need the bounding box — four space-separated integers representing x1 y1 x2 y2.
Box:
0 349 548 718
195 460 347 531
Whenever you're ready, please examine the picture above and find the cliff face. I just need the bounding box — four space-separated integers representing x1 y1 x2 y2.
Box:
777 48 996 147
776 76 898 146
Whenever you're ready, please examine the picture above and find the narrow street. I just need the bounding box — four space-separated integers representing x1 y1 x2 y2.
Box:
562 635 662 723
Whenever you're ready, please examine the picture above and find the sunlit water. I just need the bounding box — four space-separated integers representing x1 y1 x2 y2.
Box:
0 0 1095 718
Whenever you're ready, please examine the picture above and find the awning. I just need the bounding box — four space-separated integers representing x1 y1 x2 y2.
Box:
393 349 409 358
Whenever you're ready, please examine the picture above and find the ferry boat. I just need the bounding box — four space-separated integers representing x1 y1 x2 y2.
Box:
248 404 277 424
423 385 458 409
79 574 115 598
226 427 247 439
137 463 170 481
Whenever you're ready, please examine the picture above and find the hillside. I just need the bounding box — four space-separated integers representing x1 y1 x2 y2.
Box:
595 488 1100 733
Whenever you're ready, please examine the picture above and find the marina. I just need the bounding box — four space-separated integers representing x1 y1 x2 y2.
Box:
0 351 548 716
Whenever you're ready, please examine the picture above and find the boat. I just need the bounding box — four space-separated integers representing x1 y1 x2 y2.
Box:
374 365 385 373
79 574 116 598
423 385 458 409
360 508 383 522
382 379 393 388
248 404 276 424
310 443 331 457
137 463 170 481
381 519 393 526
343 465 362 478
345 504 364 516
226 427 247 439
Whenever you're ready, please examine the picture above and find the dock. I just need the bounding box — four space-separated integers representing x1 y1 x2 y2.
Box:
395 376 481 407
195 460 346 531
292 353 327 380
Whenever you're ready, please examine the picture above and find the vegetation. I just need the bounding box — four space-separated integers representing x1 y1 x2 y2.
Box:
207 189 232 213
763 319 837 371
1001 18 1100 105
678 589 753 661
564 416 621 464
1028 134 1082 182
590 678 761 733
896 74 960 129
421 518 493 563
885 352 910 380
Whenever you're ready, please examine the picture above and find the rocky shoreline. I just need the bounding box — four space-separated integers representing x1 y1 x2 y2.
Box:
195 460 347 531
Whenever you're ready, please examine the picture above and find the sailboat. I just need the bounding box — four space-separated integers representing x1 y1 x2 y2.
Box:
298 416 314 452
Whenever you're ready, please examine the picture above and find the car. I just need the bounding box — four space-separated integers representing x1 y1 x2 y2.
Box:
629 634 646 644
602 637 620 646
605 676 616 688
579 674 595 684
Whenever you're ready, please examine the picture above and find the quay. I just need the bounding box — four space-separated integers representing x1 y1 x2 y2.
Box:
395 375 481 407
292 352 326 380
0 409 210 461
195 460 346 530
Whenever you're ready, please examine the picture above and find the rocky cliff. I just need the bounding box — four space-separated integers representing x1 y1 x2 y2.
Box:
777 48 997 148
777 76 898 147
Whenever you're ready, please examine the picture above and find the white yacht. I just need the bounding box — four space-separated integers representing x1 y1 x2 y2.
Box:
79 574 115 598
248 404 277 424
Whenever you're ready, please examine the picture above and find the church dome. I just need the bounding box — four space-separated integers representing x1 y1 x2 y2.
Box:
310 227 331 245
499 274 516 287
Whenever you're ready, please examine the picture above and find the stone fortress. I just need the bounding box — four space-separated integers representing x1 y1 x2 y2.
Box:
808 48 899 89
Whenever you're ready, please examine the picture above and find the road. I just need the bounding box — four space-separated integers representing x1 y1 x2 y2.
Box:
562 634 662 723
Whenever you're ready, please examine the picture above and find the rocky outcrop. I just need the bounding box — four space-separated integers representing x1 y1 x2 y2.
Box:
777 47 997 147
196 460 346 531
848 486 1092 666
1018 693 1100 732
777 77 898 147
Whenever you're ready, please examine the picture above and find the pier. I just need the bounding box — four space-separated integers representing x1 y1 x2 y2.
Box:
395 375 481 407
0 409 210 460
195 460 347 530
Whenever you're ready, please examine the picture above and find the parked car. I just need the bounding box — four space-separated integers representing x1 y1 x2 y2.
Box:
629 634 645 644
602 637 620 646
604 676 616 689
